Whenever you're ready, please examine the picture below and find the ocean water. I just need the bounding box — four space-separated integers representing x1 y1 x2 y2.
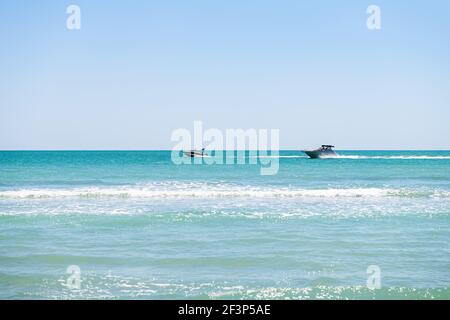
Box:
0 150 449 300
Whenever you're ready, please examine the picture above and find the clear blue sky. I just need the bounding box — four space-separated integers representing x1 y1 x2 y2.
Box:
1 0 449 150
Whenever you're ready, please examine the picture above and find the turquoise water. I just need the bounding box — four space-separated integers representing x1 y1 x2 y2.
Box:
0 150 449 299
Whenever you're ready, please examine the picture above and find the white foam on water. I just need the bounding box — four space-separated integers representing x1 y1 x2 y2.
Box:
1 185 449 199
251 155 308 158
334 155 450 160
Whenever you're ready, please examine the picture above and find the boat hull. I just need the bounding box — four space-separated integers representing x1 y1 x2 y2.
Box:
183 151 208 158
304 149 337 159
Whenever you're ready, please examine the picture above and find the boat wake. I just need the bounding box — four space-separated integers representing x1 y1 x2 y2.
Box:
334 155 450 160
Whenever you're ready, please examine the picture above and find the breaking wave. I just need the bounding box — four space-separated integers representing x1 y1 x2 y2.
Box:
1 185 449 199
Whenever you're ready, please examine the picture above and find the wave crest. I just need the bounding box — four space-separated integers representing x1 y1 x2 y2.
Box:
0 186 449 199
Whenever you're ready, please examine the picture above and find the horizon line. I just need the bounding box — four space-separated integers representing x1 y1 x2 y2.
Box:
1 149 450 152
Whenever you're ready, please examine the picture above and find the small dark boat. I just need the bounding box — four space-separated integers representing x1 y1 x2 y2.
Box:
304 145 337 159
183 148 208 158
